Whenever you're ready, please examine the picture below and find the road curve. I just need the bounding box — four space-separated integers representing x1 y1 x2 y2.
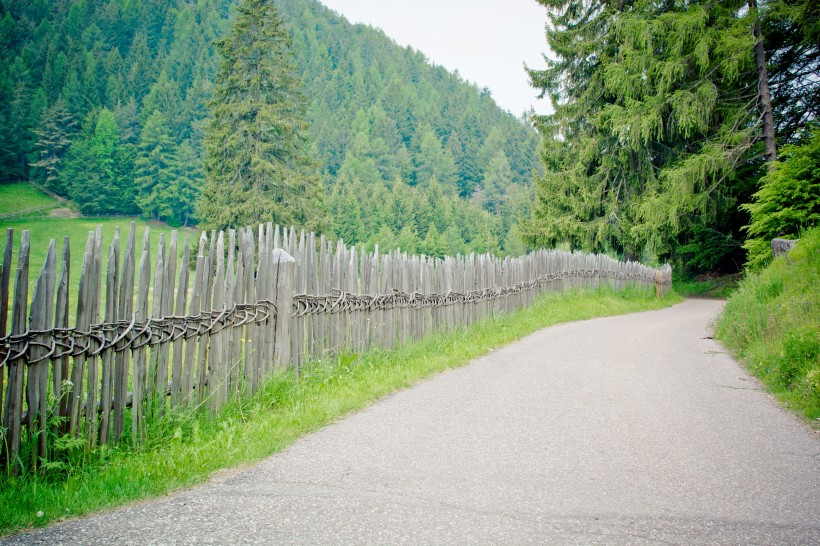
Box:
6 299 820 545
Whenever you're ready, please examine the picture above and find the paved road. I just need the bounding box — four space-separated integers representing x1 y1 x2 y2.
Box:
6 299 820 545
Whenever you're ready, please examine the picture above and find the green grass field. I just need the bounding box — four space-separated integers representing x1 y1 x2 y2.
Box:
0 285 681 536
0 183 58 216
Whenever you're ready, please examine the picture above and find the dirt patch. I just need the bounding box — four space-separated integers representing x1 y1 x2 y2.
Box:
49 207 81 219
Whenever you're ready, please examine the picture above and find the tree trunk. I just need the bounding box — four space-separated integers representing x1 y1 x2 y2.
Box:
749 0 777 165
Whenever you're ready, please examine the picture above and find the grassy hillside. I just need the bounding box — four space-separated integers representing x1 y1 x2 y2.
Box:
0 183 58 216
715 227 820 422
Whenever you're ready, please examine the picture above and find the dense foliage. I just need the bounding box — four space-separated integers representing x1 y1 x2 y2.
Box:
742 126 820 269
525 0 819 272
0 0 540 254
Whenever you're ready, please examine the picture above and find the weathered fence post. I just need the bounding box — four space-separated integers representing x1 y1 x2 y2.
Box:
98 231 119 445
272 249 295 370
113 224 135 442
0 229 12 429
4 230 30 468
28 238 55 466
54 237 70 432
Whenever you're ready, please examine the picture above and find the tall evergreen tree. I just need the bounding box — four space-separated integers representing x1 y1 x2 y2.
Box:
197 0 325 232
64 108 137 215
169 139 203 226
524 0 764 266
32 98 75 194
135 109 177 221
420 223 446 258
742 126 820 269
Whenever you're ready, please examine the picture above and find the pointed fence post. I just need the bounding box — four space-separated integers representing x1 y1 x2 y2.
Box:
272 249 295 371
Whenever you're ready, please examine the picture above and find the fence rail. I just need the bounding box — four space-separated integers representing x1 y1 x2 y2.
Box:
27 181 68 205
0 223 671 470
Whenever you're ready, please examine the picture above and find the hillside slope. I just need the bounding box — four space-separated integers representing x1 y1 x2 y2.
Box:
0 0 540 254
715 227 820 422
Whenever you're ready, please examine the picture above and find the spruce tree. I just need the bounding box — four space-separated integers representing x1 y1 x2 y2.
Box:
197 0 325 232
742 127 820 269
170 140 202 227
524 0 763 265
32 98 75 194
135 109 177 221
420 224 447 259
65 109 137 215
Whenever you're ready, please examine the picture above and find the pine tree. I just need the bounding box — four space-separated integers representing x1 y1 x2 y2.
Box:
411 126 458 193
197 0 325 232
32 98 75 195
420 223 446 258
475 150 513 214
442 225 466 257
169 140 202 226
395 225 419 255
742 127 820 269
65 109 137 215
329 178 364 245
135 109 177 221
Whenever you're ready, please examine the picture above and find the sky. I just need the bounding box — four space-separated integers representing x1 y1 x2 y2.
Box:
317 0 553 117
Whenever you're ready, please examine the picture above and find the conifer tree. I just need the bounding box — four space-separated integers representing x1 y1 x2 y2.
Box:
395 225 419 254
524 0 763 265
135 109 177 221
742 126 820 269
170 140 202 226
420 223 447 258
32 98 75 194
197 0 325 232
65 108 137 215
443 225 466 256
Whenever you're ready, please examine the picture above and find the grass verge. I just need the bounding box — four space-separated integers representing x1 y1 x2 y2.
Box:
0 183 57 216
715 226 820 424
0 285 681 536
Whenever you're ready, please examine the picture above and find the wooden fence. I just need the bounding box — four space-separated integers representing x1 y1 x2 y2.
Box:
0 223 671 470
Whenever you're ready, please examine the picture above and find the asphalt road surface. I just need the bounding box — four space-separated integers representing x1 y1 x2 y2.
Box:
6 299 820 545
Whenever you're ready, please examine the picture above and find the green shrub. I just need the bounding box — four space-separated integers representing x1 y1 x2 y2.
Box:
742 127 820 269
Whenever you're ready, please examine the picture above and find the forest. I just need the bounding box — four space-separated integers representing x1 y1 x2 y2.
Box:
1 0 818 273
0 0 541 257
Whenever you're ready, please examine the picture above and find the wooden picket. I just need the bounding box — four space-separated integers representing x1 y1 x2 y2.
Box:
0 222 671 470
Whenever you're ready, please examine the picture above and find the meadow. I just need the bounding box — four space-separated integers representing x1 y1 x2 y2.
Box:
2 215 196 322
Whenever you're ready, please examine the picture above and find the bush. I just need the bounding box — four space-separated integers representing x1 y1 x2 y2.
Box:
742 127 820 269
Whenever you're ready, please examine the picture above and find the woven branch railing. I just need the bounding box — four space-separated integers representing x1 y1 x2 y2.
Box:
0 223 671 470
